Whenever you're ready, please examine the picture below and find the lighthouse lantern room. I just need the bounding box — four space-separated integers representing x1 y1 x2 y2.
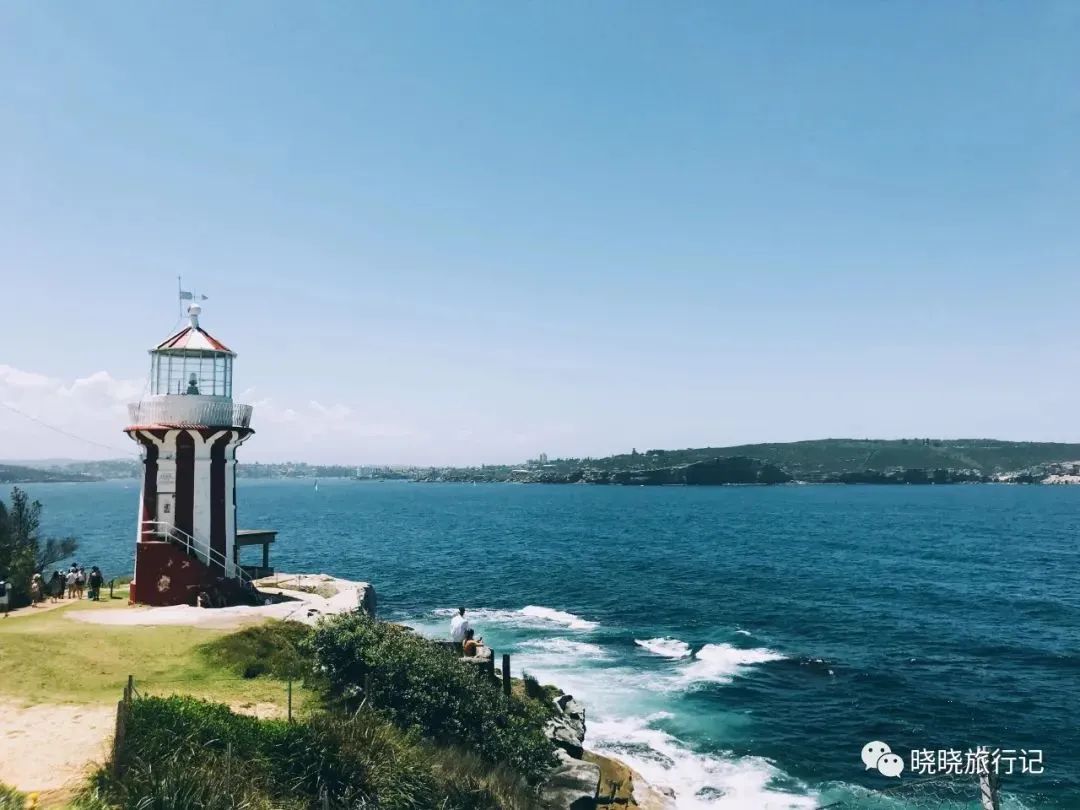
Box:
124 303 273 605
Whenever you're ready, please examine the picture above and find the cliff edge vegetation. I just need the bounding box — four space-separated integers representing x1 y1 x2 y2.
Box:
82 615 557 809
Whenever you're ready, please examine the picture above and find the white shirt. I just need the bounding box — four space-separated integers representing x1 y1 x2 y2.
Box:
450 614 471 642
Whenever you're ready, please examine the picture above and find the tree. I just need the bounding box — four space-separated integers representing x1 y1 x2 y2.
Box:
0 488 78 607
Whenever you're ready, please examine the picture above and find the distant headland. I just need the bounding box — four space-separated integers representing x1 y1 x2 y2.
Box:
7 438 1080 486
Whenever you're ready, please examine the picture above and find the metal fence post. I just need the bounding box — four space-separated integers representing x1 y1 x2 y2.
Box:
111 699 126 779
502 654 511 696
287 678 293 723
979 769 1001 810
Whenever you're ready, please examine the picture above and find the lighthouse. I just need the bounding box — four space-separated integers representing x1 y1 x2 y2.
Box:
124 303 272 605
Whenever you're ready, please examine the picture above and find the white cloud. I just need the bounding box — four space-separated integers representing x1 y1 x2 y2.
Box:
0 366 54 390
0 365 140 460
0 365 417 463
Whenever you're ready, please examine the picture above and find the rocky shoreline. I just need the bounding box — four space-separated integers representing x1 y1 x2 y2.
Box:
542 691 675 810
249 575 674 808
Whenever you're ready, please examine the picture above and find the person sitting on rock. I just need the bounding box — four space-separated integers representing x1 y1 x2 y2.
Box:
462 628 483 657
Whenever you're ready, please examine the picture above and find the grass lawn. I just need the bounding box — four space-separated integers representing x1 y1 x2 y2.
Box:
0 591 310 713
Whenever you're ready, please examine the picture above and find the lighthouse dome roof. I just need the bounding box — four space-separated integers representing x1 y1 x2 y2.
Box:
154 320 235 355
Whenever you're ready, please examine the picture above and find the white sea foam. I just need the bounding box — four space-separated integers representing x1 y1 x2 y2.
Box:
679 643 786 686
518 637 610 661
734 629 752 637
588 714 817 809
430 605 598 631
415 609 810 805
635 637 693 659
520 605 599 630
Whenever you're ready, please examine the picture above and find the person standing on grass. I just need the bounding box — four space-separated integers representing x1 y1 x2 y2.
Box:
30 573 43 606
88 566 103 601
66 567 77 600
450 606 471 643
0 577 9 617
48 570 62 602
75 567 86 599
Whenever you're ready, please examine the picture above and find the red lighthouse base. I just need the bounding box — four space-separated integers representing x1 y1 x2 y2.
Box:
131 540 235 606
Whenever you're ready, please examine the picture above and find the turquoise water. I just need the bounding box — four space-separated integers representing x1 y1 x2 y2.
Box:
23 479 1080 808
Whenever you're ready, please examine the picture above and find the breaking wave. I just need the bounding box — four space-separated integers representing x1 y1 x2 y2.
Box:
588 714 817 809
679 643 787 686
518 637 610 661
520 605 599 630
430 605 598 631
635 637 693 659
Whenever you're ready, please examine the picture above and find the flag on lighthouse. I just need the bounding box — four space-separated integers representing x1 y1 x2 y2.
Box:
179 290 209 301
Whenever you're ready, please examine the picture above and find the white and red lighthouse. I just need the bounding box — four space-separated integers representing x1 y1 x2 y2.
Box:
124 303 271 605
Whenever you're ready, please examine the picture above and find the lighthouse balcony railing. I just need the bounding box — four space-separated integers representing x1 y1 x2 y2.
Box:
127 396 252 429
140 520 252 585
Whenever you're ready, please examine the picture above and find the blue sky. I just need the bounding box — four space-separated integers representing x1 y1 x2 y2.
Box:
2 2 1078 464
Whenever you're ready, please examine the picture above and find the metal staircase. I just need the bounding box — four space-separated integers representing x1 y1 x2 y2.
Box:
140 520 252 585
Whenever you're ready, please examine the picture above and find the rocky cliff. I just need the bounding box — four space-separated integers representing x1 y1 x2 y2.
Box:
541 691 675 810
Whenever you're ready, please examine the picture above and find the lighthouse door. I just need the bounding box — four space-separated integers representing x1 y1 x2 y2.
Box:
156 494 175 529
156 461 177 532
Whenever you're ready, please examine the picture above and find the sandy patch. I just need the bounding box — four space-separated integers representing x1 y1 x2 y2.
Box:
0 701 114 792
0 699 288 794
231 701 287 720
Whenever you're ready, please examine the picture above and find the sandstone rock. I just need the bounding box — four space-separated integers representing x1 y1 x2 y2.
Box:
546 720 585 759
545 692 587 758
541 759 600 810
632 777 678 810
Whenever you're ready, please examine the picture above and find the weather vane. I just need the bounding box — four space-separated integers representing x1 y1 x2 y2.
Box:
177 275 208 318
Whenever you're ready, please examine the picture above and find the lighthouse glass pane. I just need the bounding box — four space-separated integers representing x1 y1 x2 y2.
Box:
152 351 231 397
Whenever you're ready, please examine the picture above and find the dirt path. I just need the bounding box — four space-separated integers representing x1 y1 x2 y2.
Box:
0 698 285 797
2 598 81 620
0 700 114 793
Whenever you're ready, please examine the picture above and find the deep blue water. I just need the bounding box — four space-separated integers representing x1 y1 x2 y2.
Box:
22 479 1080 809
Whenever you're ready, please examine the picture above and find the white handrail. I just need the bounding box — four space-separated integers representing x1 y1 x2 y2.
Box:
141 520 252 584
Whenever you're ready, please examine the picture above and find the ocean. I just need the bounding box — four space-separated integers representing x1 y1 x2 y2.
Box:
21 479 1080 809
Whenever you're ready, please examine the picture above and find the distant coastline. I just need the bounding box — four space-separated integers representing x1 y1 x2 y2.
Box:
8 438 1080 487
0 463 103 484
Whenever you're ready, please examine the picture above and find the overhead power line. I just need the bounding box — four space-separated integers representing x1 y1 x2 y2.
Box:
0 399 136 457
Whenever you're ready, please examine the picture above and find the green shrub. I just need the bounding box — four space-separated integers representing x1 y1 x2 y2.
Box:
199 620 312 679
0 783 25 810
94 695 538 810
522 672 546 701
304 613 557 783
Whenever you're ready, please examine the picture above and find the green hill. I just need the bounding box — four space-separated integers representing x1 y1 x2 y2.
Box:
587 439 1080 480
